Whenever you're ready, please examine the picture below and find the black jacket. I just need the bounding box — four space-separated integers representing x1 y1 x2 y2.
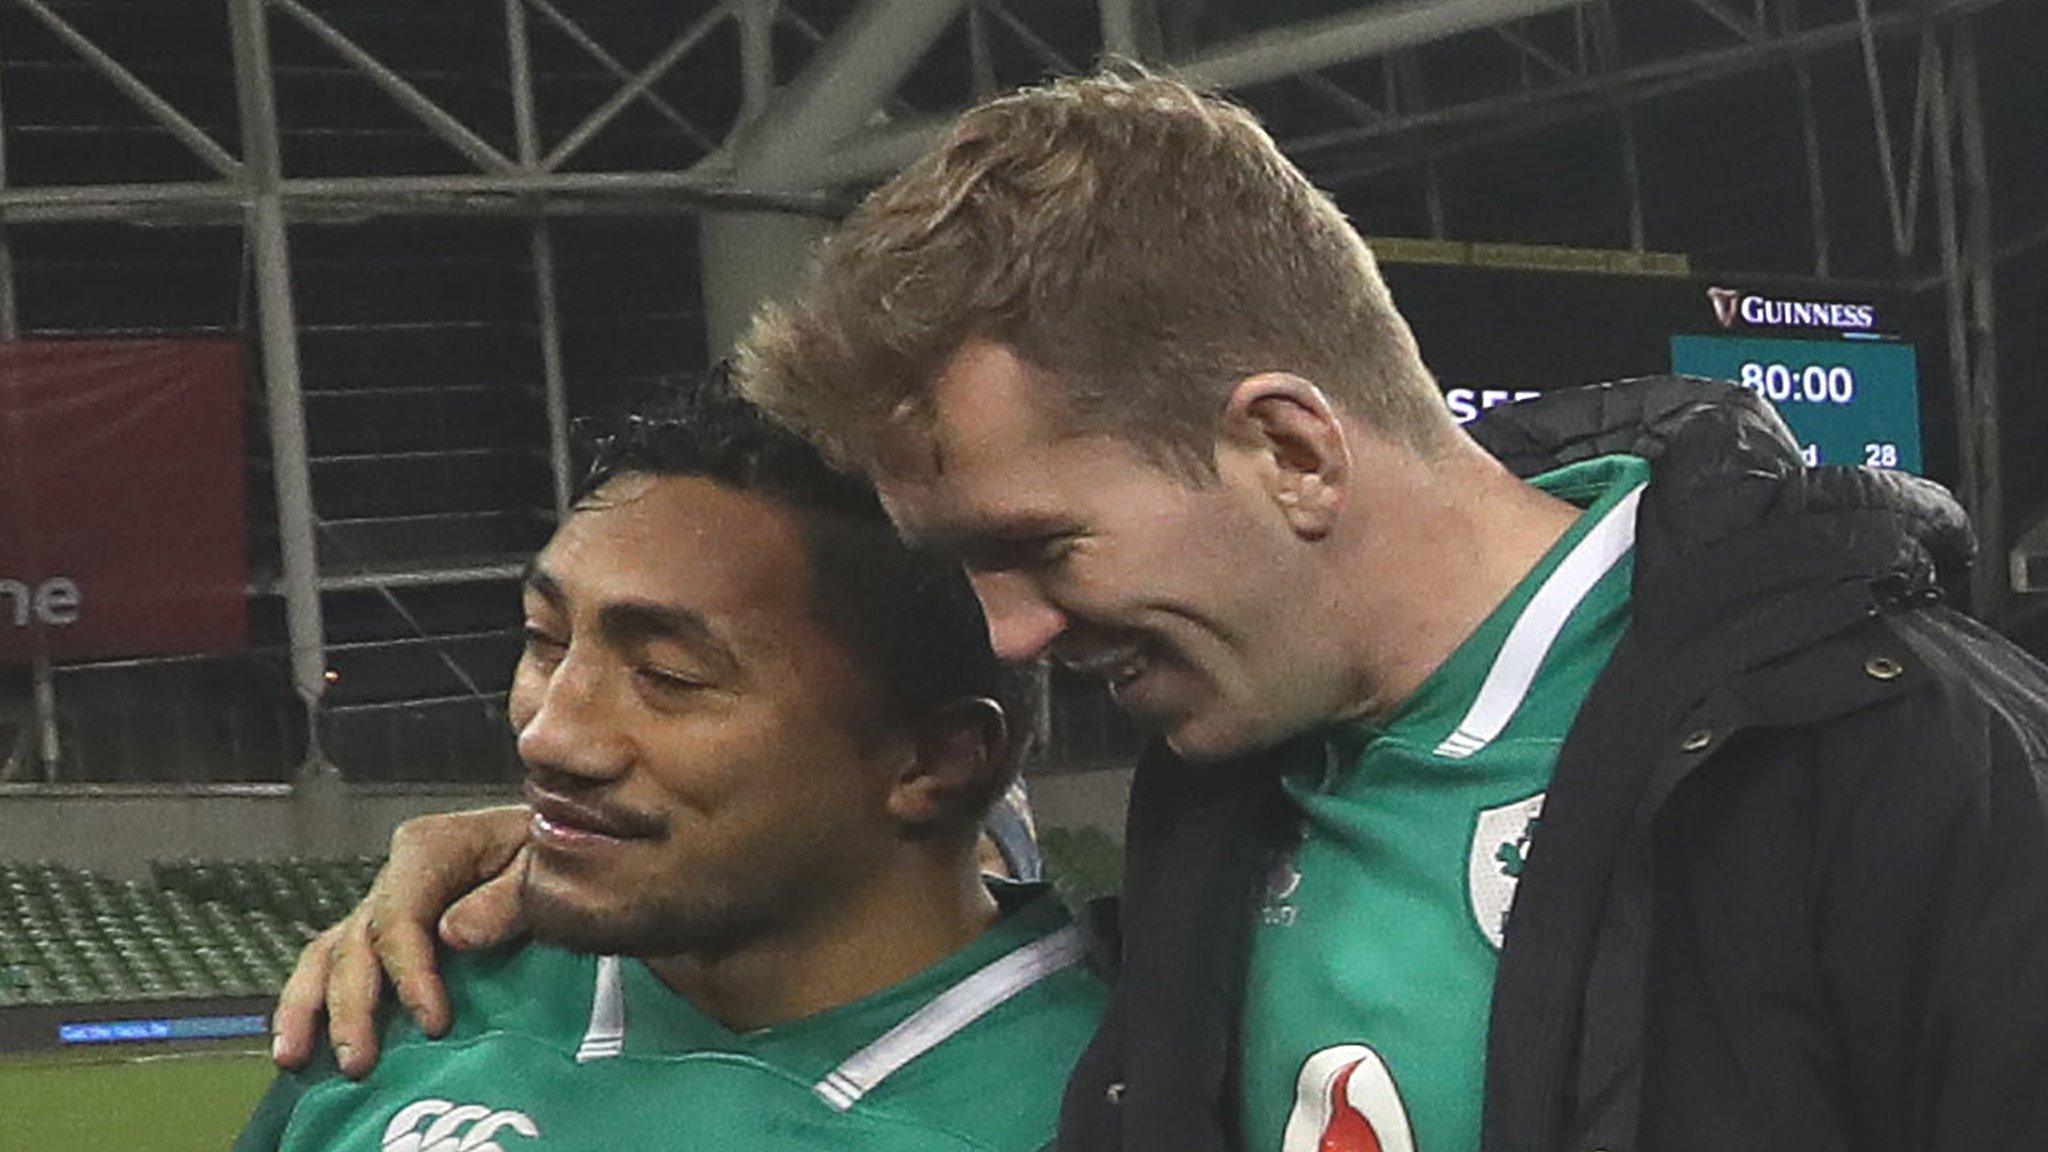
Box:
1058 377 2048 1152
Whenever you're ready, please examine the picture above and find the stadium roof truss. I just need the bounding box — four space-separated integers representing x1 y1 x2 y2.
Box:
0 1 2007 245
0 0 2026 777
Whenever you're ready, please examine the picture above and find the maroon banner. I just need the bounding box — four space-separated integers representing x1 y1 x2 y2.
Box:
0 340 248 662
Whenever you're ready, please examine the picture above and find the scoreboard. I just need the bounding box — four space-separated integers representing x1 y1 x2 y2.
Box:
1669 334 1921 472
1375 250 1937 481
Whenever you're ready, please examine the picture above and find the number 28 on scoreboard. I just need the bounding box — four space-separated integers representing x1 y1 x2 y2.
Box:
1670 334 1923 476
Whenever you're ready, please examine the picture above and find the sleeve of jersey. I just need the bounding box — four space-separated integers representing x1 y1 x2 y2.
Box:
229 1045 342 1152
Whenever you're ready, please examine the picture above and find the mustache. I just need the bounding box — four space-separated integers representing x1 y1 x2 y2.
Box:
522 779 669 840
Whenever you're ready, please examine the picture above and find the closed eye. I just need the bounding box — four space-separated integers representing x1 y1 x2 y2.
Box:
635 666 710 696
522 624 567 663
966 532 1079 573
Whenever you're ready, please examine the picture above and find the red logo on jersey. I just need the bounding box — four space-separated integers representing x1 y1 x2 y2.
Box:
1320 1061 1390 1152
1280 1045 1416 1152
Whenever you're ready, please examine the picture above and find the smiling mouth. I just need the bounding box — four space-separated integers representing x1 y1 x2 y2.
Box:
1057 646 1150 690
524 787 664 849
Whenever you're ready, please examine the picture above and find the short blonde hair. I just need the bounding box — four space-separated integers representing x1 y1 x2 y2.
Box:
738 72 1450 478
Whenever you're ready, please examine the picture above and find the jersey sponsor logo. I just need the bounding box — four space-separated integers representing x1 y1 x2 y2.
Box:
1279 1044 1416 1152
1468 793 1544 949
382 1099 541 1152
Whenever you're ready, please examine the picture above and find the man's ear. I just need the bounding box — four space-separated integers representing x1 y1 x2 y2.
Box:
1220 373 1352 541
886 697 1009 833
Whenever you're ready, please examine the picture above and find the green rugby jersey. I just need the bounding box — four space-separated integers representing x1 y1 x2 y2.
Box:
237 884 1104 1152
1239 454 1650 1152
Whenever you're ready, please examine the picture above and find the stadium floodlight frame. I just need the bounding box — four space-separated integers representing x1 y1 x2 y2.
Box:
0 0 2014 784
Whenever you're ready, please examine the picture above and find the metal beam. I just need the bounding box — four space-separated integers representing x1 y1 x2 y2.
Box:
1618 110 1645 250
1302 72 1387 124
14 0 242 179
270 0 518 174
522 0 717 151
1992 213 2048 268
1926 32 1982 612
1173 0 1597 91
1793 56 1829 275
738 0 778 123
968 2 998 98
282 172 843 212
800 114 950 189
701 0 967 352
228 0 328 774
767 3 924 126
1389 52 1447 238
1590 2 1645 252
507 0 541 168
0 180 240 209
737 0 967 188
1099 0 1160 61
803 0 1592 187
1852 0 1911 260
1494 24 1576 79
0 49 61 783
801 0 1990 195
0 171 846 225
1294 0 1956 168
1308 17 1861 188
1897 30 1936 261
1955 23 2004 617
530 223 571 514
541 3 735 172
1680 0 1765 42
983 0 1080 75
0 88 14 337
1782 0 1831 276
508 0 571 516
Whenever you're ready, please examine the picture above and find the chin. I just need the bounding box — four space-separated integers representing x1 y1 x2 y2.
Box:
522 874 645 954
1162 709 1298 765
521 868 757 958
1162 722 1253 764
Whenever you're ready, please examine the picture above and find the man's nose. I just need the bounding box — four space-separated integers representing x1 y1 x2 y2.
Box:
968 570 1069 662
514 653 632 783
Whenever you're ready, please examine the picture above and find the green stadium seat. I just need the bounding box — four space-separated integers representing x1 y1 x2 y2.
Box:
0 857 393 1004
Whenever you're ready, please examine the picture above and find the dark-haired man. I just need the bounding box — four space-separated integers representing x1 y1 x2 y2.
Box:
236 378 1103 1152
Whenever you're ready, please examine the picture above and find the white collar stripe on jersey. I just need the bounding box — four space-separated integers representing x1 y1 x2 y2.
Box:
1432 483 1646 761
575 925 1085 1084
814 923 1087 1112
576 954 626 1063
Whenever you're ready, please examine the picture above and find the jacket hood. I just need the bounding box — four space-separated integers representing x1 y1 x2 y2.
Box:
1467 376 1974 614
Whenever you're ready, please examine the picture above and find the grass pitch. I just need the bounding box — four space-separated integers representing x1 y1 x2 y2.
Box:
2 1041 274 1152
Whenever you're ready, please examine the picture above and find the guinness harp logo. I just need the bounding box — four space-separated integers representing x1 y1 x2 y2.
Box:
1707 286 1743 329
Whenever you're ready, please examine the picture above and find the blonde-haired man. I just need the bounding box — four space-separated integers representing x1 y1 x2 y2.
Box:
741 73 1450 480
280 74 2048 1152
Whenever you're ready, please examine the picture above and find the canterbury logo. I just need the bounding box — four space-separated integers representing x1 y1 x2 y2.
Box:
382 1100 540 1152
